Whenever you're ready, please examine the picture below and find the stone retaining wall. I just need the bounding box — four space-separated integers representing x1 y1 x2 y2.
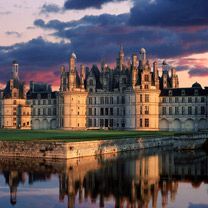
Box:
0 134 207 159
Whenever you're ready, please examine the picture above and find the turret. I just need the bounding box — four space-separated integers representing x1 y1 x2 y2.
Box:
69 53 77 91
12 61 19 80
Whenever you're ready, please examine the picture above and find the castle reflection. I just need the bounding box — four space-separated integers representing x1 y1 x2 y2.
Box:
0 150 207 208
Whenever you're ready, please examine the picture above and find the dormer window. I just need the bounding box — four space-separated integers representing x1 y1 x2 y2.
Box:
168 90 172 96
194 89 198 96
181 90 185 96
89 79 93 86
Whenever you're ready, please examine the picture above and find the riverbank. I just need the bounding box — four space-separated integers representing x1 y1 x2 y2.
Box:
0 133 207 159
0 129 175 141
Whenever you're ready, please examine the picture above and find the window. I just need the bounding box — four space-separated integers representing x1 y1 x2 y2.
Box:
140 119 142 127
117 96 120 104
100 97 104 104
117 108 119 116
94 119 96 127
94 108 96 116
121 96 125 104
43 100 46 105
188 97 192 103
100 119 104 127
144 75 149 82
88 108 92 116
169 97 172 103
145 106 149 115
140 94 142 102
201 97 205 103
168 90 172 96
89 79 93 86
140 106 142 114
94 97 97 104
144 85 149 89
201 106 205 115
105 108 109 115
38 108 40 116
105 97 109 104
162 107 166 115
195 107 198 115
162 97 166 103
88 119 92 127
181 90 185 96
53 108 56 116
110 97 113 104
188 106 192 115
110 119 113 127
89 97 93 105
182 107 185 115
182 97 185 103
145 94 149 103
169 107 172 115
48 108 51 116
13 100 17 105
100 108 104 116
145 119 149 127
175 97 179 103
110 108 113 116
175 107 179 115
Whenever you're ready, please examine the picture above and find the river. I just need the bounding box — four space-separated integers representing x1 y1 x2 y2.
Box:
0 149 207 208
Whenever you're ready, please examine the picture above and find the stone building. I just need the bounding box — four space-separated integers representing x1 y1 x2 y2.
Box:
26 81 58 130
0 61 31 129
0 47 208 131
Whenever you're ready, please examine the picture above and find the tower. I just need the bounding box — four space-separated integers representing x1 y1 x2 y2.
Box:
118 45 125 71
170 67 179 88
153 61 160 89
80 64 85 89
69 53 77 91
139 48 146 66
60 65 68 92
162 60 169 89
132 54 138 88
12 61 19 80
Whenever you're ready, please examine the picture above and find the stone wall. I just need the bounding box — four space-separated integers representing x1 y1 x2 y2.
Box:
0 133 207 159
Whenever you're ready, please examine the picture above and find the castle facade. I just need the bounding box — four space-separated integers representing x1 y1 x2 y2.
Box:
0 47 207 131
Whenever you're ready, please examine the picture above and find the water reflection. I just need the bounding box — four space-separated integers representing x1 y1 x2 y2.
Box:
0 149 207 208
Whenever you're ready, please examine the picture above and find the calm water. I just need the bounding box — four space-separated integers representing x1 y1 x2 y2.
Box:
0 149 207 208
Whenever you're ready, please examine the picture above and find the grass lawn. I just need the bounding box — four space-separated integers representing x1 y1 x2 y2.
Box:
0 129 177 142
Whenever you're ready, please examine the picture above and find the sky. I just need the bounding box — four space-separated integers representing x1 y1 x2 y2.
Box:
0 0 208 90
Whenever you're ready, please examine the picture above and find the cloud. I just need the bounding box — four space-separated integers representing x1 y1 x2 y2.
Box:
0 11 11 15
130 0 208 27
0 37 71 85
64 0 126 10
188 67 208 77
33 14 208 62
40 3 62 14
5 31 21 38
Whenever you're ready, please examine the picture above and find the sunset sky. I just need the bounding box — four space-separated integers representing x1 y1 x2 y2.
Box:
0 0 208 90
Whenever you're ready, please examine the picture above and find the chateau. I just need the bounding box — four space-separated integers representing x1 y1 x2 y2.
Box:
0 47 207 131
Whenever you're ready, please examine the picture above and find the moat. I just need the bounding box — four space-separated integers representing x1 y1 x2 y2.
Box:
0 149 207 208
